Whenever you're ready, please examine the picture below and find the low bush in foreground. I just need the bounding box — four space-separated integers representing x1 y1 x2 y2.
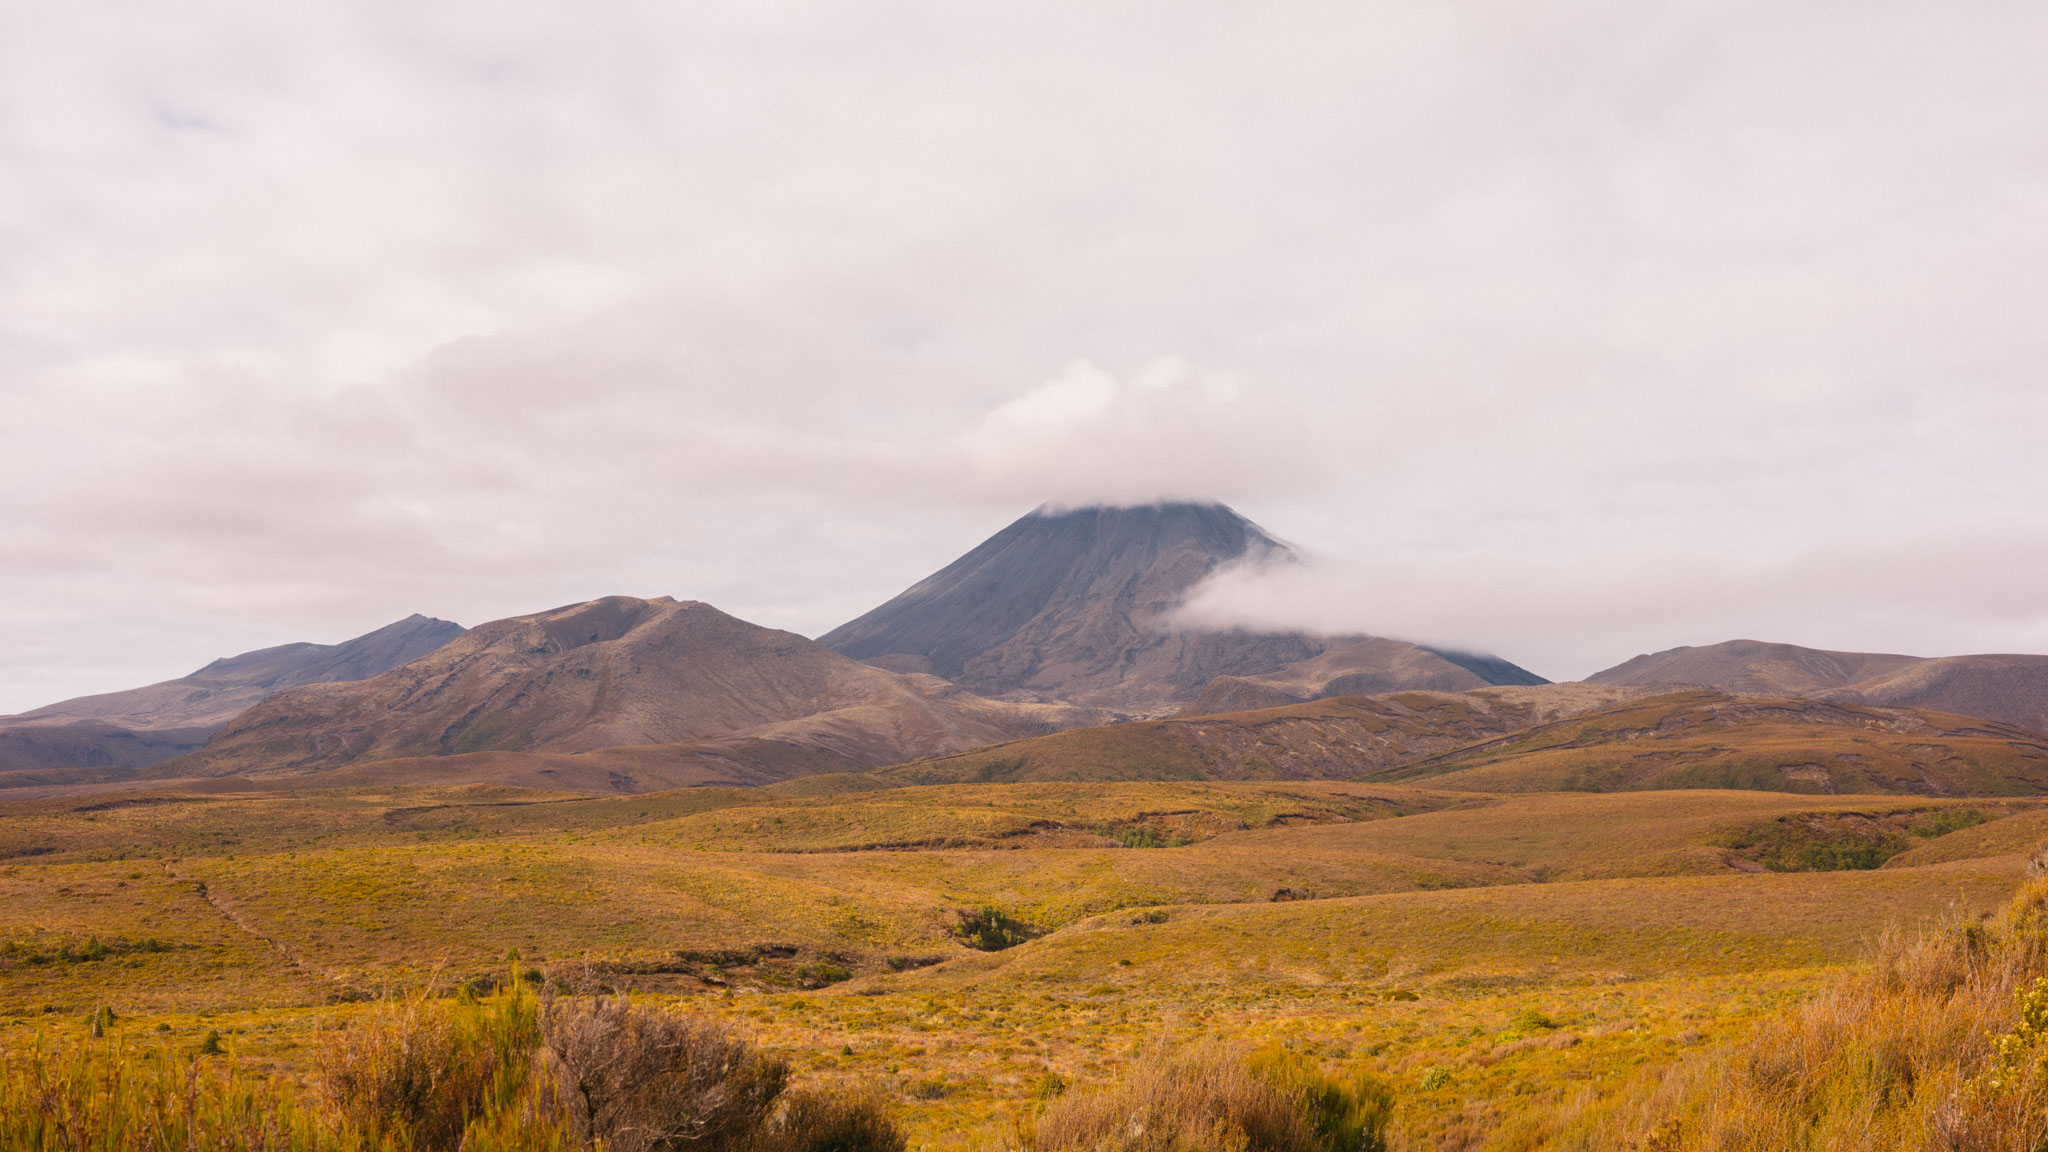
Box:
0 984 903 1152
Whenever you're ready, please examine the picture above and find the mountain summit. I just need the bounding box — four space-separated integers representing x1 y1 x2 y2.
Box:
821 502 1544 711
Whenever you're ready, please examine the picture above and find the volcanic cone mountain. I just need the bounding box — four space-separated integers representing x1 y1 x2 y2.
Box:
820 502 1546 712
168 596 1081 787
1589 639 2048 733
0 614 464 786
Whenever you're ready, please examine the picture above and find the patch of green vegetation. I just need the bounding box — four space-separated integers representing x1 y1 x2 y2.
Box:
1708 810 1991 872
1911 807 1992 838
952 906 1031 952
0 933 169 966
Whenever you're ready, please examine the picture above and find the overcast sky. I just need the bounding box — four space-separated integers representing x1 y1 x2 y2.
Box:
5 1 2047 711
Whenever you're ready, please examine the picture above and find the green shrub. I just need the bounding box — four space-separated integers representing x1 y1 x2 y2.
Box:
953 906 1031 951
795 960 853 988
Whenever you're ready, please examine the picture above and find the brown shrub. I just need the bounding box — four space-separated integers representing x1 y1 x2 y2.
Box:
541 994 787 1152
753 1088 906 1152
1035 1049 1322 1152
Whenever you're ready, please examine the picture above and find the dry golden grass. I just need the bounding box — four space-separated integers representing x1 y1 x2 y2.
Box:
1474 879 2048 1152
5 778 2047 1150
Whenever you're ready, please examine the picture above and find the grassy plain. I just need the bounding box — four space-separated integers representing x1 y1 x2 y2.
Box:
1 777 2040 1150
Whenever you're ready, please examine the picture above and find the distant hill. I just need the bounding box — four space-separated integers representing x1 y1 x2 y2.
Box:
1396 691 2048 795
1589 639 2048 733
821 502 1545 712
862 686 2048 797
866 683 1645 786
0 614 464 785
165 596 1091 787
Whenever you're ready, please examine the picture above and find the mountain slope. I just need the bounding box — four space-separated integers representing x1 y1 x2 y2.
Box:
1588 640 2048 732
168 596 1083 782
821 502 1544 711
0 614 465 785
1826 655 2048 733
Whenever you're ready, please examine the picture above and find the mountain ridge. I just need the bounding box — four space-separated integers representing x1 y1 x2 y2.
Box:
1589 639 2048 733
163 596 1093 786
0 614 466 785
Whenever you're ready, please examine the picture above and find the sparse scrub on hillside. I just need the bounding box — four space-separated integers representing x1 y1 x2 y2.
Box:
1912 807 1993 838
1711 812 1918 872
0 932 170 966
1034 1047 1391 1152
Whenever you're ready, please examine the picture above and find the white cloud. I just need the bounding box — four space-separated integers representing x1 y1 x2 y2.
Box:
953 359 1326 506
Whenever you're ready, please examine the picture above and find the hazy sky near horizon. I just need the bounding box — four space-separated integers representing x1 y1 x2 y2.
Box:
5 0 2048 711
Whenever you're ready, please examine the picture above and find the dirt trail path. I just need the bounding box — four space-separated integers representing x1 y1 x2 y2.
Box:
162 861 346 990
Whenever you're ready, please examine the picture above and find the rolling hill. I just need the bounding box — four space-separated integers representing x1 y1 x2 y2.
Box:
821 501 1545 712
163 596 1093 787
863 683 1643 786
1589 639 2048 732
859 686 2048 796
1392 690 2048 794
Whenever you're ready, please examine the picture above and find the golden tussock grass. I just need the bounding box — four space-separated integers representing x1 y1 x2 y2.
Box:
1486 877 2048 1151
1033 1045 1393 1152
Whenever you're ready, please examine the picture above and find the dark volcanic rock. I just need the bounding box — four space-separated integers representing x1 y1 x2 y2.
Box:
821 502 1545 711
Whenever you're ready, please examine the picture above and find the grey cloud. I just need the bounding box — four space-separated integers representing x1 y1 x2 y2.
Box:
3 1 2047 710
